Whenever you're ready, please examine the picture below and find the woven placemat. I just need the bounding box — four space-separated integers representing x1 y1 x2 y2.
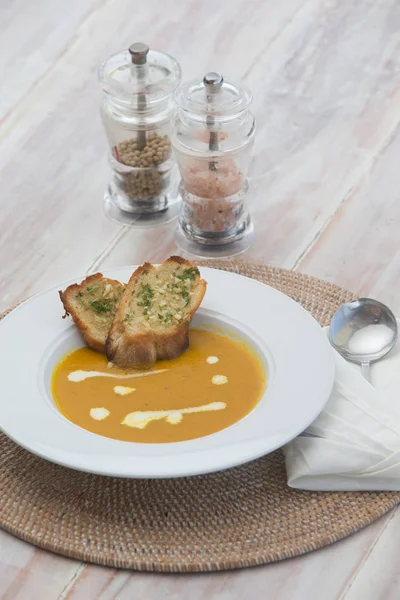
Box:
1 262 399 572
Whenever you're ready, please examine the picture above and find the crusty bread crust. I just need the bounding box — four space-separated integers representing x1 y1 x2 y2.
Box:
106 257 207 368
59 273 124 354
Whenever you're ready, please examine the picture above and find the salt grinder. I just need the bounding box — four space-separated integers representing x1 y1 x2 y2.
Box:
204 72 223 170
172 72 256 257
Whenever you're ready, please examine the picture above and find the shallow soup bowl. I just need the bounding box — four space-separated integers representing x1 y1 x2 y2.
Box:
0 266 334 478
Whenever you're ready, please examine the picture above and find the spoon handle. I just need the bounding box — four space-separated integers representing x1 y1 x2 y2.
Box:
361 361 371 382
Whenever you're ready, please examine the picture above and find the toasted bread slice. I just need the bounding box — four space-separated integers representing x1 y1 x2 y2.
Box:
106 257 207 367
59 273 125 353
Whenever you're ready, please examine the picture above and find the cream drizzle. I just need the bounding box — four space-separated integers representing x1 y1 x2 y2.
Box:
114 385 136 396
121 401 227 429
212 375 228 385
90 407 110 420
206 356 219 364
67 369 167 382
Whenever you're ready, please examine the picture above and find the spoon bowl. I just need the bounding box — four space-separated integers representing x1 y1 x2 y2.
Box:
329 298 398 381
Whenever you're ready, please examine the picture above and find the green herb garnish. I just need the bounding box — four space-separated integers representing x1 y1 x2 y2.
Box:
76 291 83 298
137 283 154 311
88 297 112 314
157 311 173 323
181 288 190 306
176 267 199 282
164 311 173 323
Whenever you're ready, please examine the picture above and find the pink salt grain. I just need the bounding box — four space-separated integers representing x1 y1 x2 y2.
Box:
183 161 243 200
181 160 244 233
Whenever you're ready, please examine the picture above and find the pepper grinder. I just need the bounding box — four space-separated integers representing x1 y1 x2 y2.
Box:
172 72 255 257
98 43 181 227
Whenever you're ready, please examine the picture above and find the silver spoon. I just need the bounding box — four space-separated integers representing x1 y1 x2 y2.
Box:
329 298 398 382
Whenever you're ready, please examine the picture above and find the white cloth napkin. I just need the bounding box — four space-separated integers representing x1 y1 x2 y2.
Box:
283 326 400 491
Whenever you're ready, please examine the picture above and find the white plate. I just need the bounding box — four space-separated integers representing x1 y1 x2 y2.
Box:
0 266 334 478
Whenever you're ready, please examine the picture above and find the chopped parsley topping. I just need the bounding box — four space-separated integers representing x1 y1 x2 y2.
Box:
158 311 173 324
134 267 199 321
181 288 190 306
175 267 199 282
86 285 98 294
76 291 83 298
88 297 113 314
137 283 154 312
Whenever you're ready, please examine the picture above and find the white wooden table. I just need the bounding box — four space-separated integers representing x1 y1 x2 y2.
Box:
2 0 400 597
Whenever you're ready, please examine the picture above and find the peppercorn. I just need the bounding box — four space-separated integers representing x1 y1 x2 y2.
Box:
119 169 163 200
116 133 171 168
114 133 171 201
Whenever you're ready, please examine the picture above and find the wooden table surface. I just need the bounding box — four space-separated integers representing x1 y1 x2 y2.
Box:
2 0 400 597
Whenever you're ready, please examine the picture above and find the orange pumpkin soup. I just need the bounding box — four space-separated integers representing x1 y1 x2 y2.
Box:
52 328 265 443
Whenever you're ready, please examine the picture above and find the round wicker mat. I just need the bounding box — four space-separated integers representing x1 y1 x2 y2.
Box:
1 262 399 572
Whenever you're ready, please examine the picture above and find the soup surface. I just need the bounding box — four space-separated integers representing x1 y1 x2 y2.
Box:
52 328 266 443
